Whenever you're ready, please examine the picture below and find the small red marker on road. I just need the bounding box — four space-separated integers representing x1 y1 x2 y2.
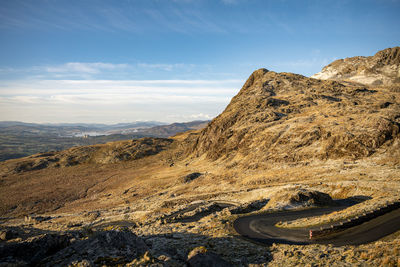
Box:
309 230 313 239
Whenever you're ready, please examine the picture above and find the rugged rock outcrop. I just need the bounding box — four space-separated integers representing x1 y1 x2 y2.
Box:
288 189 334 207
264 188 335 210
0 230 149 266
312 47 400 86
0 233 72 265
190 66 400 167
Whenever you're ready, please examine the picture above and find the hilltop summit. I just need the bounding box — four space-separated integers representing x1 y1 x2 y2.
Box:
190 56 400 168
312 47 400 86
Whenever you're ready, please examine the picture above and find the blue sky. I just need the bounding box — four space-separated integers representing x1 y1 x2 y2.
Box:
0 0 399 123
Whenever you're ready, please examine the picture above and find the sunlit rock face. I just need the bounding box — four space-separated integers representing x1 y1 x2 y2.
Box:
312 47 400 87
189 60 400 168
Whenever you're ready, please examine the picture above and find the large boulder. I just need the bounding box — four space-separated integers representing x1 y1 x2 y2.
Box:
265 188 335 210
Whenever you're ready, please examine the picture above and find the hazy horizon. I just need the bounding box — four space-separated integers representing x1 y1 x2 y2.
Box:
0 119 209 125
1 0 399 123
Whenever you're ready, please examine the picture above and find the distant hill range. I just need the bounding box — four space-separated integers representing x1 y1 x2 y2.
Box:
0 120 209 161
0 121 164 137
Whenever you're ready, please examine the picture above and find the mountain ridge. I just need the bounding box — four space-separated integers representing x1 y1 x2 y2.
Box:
312 46 400 86
189 68 400 167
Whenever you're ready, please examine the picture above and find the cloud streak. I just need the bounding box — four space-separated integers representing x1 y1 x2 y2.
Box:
0 79 241 101
0 78 243 123
0 0 232 34
137 63 192 72
45 62 129 74
0 62 231 80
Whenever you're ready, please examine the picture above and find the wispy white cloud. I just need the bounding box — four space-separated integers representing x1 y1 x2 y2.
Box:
137 63 192 72
0 79 241 99
45 62 129 74
167 112 213 121
0 62 129 78
95 6 139 32
0 62 210 80
0 78 243 123
0 0 231 34
189 113 213 119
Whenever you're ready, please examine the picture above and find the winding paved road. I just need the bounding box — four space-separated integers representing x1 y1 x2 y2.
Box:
233 206 400 246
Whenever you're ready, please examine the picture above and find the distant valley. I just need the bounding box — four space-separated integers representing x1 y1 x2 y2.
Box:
0 120 209 161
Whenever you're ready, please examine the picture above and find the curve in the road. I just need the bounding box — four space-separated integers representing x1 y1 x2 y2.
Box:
233 206 400 246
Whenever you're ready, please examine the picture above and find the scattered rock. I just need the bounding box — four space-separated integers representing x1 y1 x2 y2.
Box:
24 215 32 222
0 229 16 241
84 211 100 221
33 216 52 223
179 172 202 183
165 202 234 223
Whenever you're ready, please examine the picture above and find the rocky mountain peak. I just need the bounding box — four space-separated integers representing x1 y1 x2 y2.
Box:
242 68 269 91
312 46 400 86
189 53 400 167
373 46 400 66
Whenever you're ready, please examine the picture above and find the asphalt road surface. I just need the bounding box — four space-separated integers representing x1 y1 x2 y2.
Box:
233 206 400 246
